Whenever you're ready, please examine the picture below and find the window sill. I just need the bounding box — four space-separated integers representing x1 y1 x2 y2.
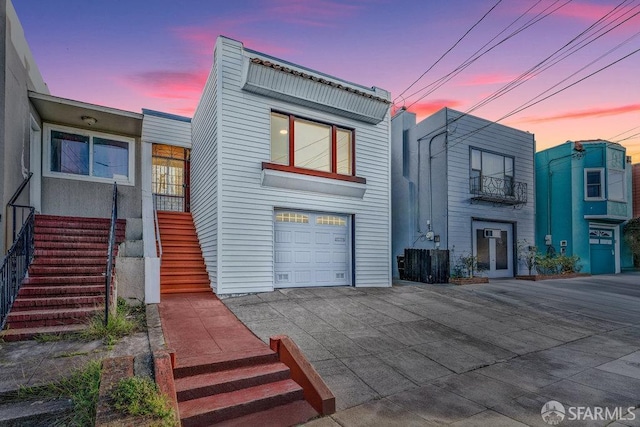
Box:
261 163 366 198
43 171 135 187
262 163 365 184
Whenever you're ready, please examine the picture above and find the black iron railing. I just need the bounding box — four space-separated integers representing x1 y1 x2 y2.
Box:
1 173 36 329
1 210 35 330
469 176 527 205
104 182 118 327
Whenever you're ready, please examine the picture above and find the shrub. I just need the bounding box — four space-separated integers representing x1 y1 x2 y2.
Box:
534 253 581 275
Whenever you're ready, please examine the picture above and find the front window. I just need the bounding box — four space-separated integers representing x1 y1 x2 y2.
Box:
270 112 354 176
470 148 514 196
584 168 604 200
607 169 625 202
45 124 134 185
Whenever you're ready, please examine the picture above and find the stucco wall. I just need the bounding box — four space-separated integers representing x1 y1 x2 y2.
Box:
41 151 142 220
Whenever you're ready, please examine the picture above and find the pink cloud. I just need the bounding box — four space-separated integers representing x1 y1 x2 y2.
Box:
405 99 464 118
551 1 626 21
123 69 208 102
522 104 640 124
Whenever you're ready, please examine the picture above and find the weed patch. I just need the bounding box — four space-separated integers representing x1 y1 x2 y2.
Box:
111 376 176 426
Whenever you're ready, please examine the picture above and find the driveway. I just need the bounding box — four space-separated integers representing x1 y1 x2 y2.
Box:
223 273 640 426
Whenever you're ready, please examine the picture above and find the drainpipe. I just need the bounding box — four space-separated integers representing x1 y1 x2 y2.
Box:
416 128 448 238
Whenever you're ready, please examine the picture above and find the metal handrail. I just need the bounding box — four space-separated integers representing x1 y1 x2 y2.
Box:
153 195 163 258
5 173 33 243
0 208 35 329
104 183 118 327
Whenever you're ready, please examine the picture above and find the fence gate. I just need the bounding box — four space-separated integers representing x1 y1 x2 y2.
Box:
401 249 450 284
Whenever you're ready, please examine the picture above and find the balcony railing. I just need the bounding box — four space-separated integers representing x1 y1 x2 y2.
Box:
469 176 527 206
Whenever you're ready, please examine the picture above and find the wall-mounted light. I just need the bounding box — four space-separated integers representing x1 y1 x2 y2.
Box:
279 129 288 135
82 116 97 126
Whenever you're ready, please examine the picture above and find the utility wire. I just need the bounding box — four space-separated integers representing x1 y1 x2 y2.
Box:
401 0 573 109
393 0 503 104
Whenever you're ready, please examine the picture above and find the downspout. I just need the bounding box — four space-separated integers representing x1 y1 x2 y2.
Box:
417 129 448 235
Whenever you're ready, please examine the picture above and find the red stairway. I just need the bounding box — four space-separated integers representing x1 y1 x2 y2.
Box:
160 293 320 426
1 215 125 341
157 211 211 294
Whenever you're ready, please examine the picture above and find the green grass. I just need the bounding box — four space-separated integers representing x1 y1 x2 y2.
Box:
5 359 102 426
80 298 146 346
111 376 176 426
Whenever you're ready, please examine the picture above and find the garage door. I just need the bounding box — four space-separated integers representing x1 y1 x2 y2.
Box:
274 211 351 288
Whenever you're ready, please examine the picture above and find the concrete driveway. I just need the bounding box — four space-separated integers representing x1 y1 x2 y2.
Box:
223 273 640 426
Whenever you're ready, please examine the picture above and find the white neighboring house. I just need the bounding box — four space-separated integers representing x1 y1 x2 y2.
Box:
191 36 392 294
391 108 536 278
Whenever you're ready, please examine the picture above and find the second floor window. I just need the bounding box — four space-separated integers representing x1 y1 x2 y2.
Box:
470 148 514 196
584 168 604 200
270 112 353 176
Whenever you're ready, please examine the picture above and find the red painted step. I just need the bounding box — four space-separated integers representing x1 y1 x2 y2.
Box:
1 214 125 341
157 211 210 294
214 400 319 427
173 347 279 379
179 379 304 427
175 362 291 402
5 307 100 329
11 295 104 311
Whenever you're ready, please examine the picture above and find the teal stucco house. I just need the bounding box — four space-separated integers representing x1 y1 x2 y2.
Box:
536 140 634 274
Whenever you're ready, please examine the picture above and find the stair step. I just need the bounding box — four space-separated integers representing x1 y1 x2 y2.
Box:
161 261 206 269
161 287 211 294
24 276 105 285
29 265 107 276
179 380 303 427
0 324 86 341
11 295 105 311
173 348 279 379
35 226 113 236
35 241 109 250
175 362 291 402
160 270 209 277
31 257 110 266
35 234 111 244
34 249 113 258
5 307 100 329
160 277 210 286
18 285 105 297
214 400 319 427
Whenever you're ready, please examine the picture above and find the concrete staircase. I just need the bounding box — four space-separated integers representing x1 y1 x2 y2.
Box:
157 211 210 294
174 347 318 426
1 215 125 341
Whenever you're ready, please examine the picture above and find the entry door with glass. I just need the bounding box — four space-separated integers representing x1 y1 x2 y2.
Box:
152 144 190 212
472 221 513 278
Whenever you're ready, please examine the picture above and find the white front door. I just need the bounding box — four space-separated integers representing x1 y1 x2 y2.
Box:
472 221 513 278
274 210 351 288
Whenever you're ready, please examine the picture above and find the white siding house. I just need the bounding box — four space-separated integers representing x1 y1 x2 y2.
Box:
191 36 392 294
392 108 535 278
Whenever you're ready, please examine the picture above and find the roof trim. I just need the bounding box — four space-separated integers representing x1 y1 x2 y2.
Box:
29 91 143 119
142 108 192 123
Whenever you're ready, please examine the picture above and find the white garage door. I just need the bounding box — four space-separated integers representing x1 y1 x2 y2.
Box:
274 211 351 288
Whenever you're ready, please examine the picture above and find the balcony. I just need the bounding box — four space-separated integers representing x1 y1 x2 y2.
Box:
469 176 527 206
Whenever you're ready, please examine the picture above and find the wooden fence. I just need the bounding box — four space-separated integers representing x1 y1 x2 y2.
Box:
399 249 450 284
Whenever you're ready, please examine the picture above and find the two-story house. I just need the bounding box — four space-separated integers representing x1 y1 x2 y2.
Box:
190 36 392 294
391 107 536 278
536 140 634 274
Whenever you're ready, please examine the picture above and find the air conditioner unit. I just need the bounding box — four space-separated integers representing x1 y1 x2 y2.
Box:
484 229 500 238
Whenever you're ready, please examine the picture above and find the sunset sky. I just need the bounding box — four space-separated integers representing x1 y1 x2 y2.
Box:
13 0 640 160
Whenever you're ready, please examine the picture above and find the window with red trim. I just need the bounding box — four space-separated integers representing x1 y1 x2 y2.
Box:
270 112 354 176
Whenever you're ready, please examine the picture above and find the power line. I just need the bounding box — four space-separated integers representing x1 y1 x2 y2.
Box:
401 0 573 110
393 0 503 104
